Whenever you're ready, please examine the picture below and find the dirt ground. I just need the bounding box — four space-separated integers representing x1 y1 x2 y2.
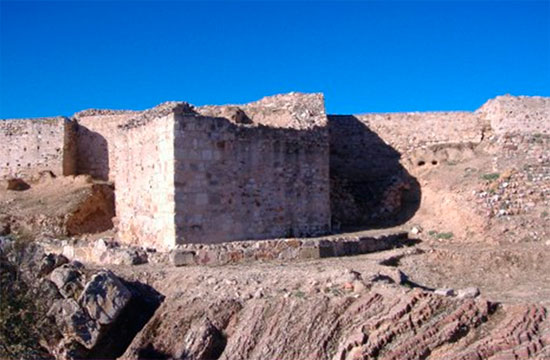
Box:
0 174 115 237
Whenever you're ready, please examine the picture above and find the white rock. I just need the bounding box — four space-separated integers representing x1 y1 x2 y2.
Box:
434 288 455 297
457 287 480 299
410 226 422 235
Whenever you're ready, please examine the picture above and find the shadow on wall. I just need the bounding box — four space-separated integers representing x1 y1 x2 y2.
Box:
328 115 421 231
76 125 110 181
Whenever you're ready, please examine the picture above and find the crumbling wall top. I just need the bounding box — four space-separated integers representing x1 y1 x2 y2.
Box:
476 94 550 135
115 92 327 132
117 102 195 130
197 92 326 129
73 109 138 118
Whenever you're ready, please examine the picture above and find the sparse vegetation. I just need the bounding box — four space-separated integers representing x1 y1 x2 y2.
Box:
481 173 500 181
428 231 454 240
541 211 549 219
0 236 55 359
436 232 454 240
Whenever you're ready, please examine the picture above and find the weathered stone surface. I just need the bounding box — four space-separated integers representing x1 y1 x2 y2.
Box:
42 230 410 266
434 288 456 297
78 270 132 325
174 318 226 360
457 287 480 299
478 95 550 135
39 253 69 277
50 264 84 299
111 248 147 265
170 249 196 266
122 285 550 360
48 298 100 349
0 117 76 180
113 92 330 250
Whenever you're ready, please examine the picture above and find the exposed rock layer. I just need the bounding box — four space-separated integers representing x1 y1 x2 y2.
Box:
122 286 549 360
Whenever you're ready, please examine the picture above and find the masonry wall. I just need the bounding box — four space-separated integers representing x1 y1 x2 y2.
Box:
114 114 175 249
173 114 331 245
74 112 136 181
353 112 484 153
328 112 484 227
328 111 484 184
0 117 77 179
477 95 550 135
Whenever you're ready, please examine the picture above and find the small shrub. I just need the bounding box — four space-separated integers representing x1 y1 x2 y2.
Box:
542 211 549 219
481 173 500 181
436 232 454 240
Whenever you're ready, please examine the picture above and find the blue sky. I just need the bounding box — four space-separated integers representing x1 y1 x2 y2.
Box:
0 1 549 118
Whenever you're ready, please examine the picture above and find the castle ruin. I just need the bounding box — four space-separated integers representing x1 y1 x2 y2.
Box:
1 93 548 250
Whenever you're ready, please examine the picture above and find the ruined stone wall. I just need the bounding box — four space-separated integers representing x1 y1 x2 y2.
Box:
353 112 484 153
328 112 483 227
0 117 77 179
171 93 331 245
173 114 330 244
477 95 550 135
73 111 137 181
114 113 175 250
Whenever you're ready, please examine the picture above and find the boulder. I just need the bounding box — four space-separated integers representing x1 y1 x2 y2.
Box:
39 253 69 277
50 264 84 299
78 270 132 325
39 279 64 308
48 298 101 349
170 249 196 266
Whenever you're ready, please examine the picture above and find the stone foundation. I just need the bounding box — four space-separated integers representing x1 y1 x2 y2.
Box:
41 230 410 267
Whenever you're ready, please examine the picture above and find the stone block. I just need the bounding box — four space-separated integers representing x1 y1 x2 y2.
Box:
170 250 196 266
434 288 456 297
457 287 480 299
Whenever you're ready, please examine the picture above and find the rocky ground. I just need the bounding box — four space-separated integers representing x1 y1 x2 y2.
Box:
2 238 549 360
